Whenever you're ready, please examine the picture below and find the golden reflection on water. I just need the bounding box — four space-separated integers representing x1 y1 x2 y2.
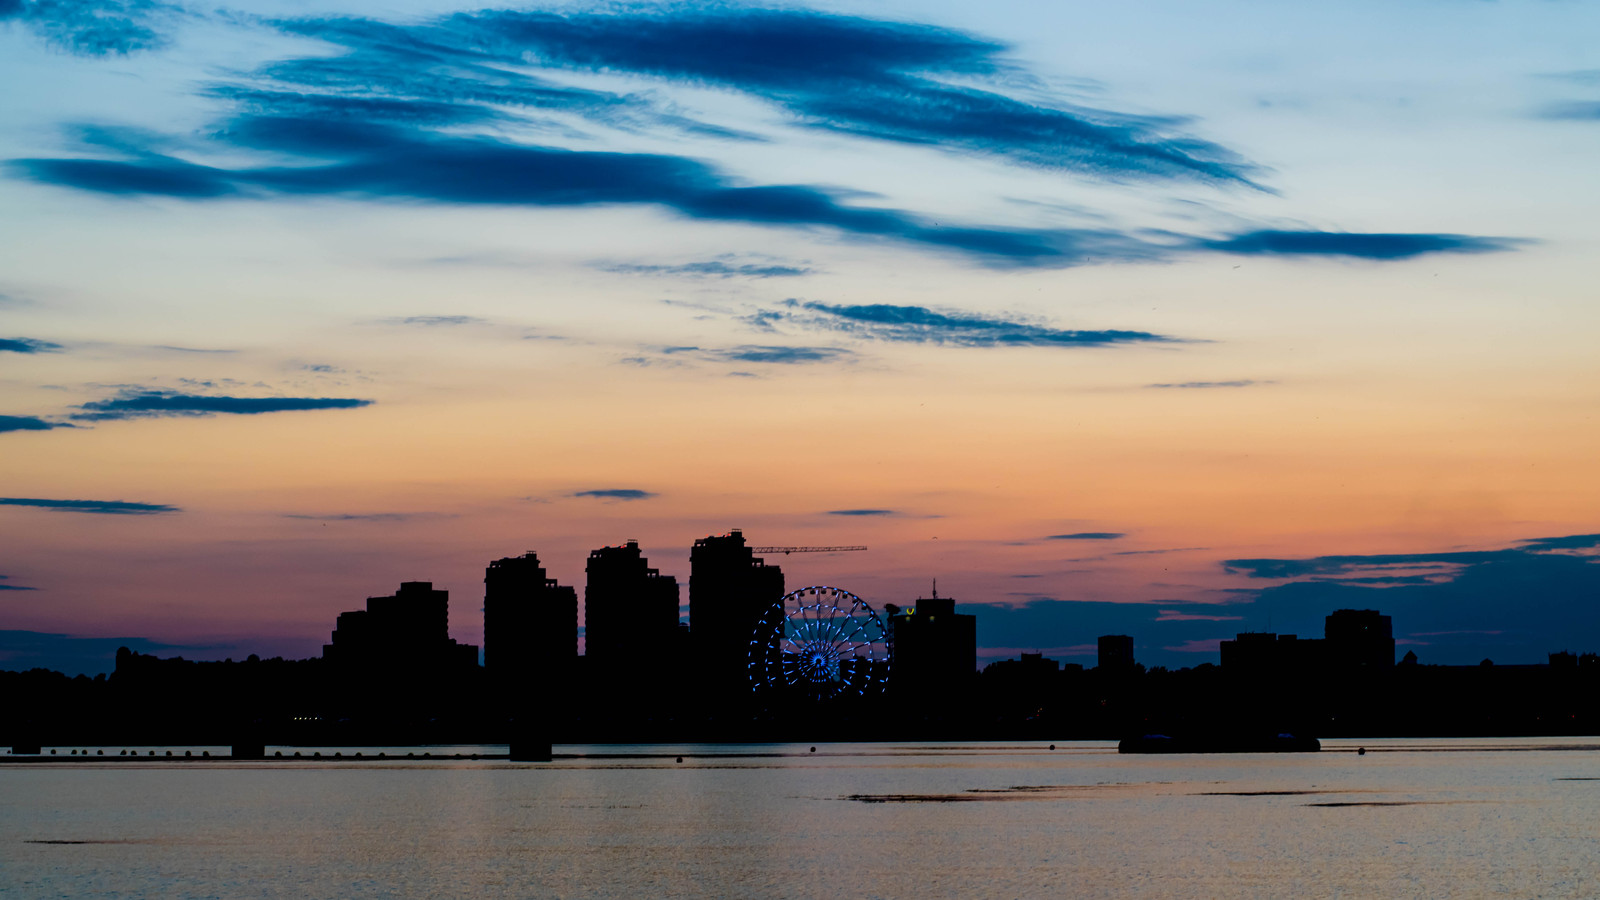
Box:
3 738 1598 898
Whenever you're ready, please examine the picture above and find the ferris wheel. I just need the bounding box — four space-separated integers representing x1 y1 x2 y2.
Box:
749 585 891 701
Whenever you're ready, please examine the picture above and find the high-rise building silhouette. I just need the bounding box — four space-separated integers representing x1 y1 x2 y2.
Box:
886 584 976 693
484 552 577 691
690 530 783 698
322 581 478 671
585 541 679 673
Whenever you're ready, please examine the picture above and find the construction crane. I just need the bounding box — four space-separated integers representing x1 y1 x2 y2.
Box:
750 545 868 555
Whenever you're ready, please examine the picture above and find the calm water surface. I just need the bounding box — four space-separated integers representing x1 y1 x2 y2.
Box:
3 738 1598 898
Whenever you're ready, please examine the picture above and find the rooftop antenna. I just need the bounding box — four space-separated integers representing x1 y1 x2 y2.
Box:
931 578 938 600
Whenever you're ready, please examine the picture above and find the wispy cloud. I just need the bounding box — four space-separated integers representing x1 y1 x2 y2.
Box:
0 575 38 592
572 489 657 501
602 257 813 279
0 338 63 354
272 8 1265 186
2 0 175 56
1146 380 1267 389
5 9 1523 270
661 344 854 365
1046 532 1126 540
1518 534 1600 552
763 301 1176 348
828 508 895 516
384 315 490 327
0 497 179 515
0 415 71 433
1195 230 1521 260
70 390 374 422
152 345 236 354
12 126 1111 267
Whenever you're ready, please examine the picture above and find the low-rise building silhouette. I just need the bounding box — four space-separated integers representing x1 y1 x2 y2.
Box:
1098 634 1136 672
322 581 478 671
1324 609 1395 670
1220 609 1395 676
886 584 976 694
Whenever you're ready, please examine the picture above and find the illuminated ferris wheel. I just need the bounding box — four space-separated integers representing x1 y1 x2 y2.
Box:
749 585 891 701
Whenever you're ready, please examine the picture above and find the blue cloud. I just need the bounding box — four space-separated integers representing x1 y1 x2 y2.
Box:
3 0 173 56
1197 230 1520 260
709 345 851 364
955 532 1600 668
348 8 1263 186
1220 538 1600 665
1541 102 1600 121
1046 532 1126 540
0 575 38 592
70 390 374 421
1519 534 1600 552
1221 550 1510 580
0 415 69 433
828 508 895 516
660 344 852 365
776 301 1174 347
7 10 1521 270
0 338 62 353
572 489 657 501
0 629 198 676
0 497 179 514
13 127 1112 267
605 260 812 278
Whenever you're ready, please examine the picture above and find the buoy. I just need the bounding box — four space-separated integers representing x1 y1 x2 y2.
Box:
1358 747 1367 756
1049 745 1056 751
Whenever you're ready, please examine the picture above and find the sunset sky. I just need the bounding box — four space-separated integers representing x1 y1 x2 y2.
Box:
3 0 1598 674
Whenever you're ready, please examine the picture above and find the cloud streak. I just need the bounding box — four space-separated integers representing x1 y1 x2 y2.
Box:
604 260 813 279
572 489 656 501
659 344 854 365
70 390 374 421
0 338 63 354
275 7 1265 186
766 301 1175 348
1146 380 1266 389
2 0 174 56
13 126 1111 267
5 10 1522 269
1196 230 1521 260
0 415 70 433
0 497 179 515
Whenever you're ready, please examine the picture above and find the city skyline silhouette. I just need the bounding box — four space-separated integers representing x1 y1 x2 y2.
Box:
2 1 1597 692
